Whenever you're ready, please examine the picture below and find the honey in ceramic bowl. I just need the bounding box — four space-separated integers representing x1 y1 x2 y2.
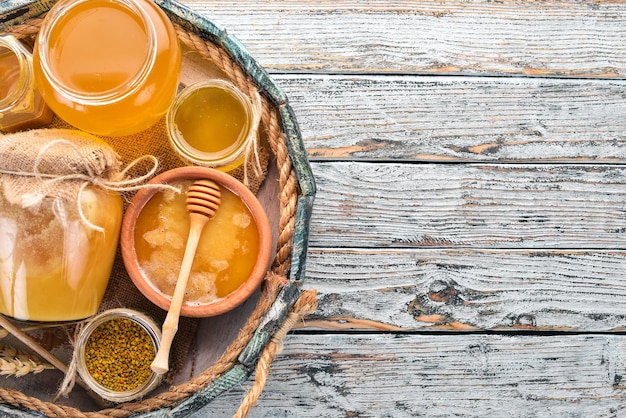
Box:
121 167 272 318
135 181 259 302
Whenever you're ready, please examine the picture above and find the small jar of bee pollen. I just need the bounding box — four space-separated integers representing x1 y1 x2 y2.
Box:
76 309 163 403
166 80 260 172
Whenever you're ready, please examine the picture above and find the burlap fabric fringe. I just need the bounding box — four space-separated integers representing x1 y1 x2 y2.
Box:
0 129 170 232
0 16 312 418
0 130 122 208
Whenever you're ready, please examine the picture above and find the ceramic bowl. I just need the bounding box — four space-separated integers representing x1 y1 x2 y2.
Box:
120 166 272 318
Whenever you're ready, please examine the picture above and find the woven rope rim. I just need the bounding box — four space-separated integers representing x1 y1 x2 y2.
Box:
0 16 300 417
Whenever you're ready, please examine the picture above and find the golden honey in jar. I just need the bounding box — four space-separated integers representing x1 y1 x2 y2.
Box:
167 80 260 172
0 34 53 133
0 187 123 322
32 0 181 136
133 181 260 303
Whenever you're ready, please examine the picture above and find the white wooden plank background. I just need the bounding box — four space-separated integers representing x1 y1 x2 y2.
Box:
309 162 626 248
301 249 626 331
275 75 626 162
184 0 626 76
195 334 626 417
175 0 626 416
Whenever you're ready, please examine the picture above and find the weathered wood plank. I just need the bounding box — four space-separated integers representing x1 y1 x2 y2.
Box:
298 248 626 331
275 75 626 163
193 333 626 417
309 162 626 249
181 0 626 77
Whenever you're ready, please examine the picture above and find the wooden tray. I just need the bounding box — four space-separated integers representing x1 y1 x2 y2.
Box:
0 0 316 416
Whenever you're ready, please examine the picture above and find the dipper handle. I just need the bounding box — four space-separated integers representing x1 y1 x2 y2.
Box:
151 180 221 374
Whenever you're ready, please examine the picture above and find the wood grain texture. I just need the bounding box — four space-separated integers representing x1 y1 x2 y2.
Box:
309 162 626 249
181 0 626 77
193 333 626 417
275 75 626 162
170 1 626 416
299 248 626 331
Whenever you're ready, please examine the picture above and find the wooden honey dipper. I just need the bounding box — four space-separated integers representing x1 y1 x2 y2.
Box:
151 179 221 374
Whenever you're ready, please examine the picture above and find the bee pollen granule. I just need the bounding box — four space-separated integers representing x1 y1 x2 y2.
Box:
84 318 155 392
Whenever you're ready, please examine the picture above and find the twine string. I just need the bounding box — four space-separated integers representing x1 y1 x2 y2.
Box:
243 90 263 188
55 323 84 401
0 139 180 232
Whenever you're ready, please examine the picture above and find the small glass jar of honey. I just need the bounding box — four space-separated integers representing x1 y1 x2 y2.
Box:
33 0 181 136
166 80 260 172
0 34 53 133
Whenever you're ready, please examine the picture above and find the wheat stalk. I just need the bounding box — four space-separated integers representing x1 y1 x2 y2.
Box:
0 343 54 377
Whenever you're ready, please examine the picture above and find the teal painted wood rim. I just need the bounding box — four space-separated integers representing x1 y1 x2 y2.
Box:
0 0 316 415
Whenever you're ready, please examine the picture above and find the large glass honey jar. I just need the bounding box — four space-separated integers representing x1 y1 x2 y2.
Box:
0 186 123 322
32 0 181 136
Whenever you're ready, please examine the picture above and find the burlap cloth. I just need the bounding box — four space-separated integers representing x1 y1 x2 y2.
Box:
0 13 309 418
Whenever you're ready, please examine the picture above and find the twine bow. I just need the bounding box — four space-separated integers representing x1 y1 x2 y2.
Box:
0 138 178 232
242 90 264 189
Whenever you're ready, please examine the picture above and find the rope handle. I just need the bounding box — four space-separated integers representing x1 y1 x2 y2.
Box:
234 289 318 418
